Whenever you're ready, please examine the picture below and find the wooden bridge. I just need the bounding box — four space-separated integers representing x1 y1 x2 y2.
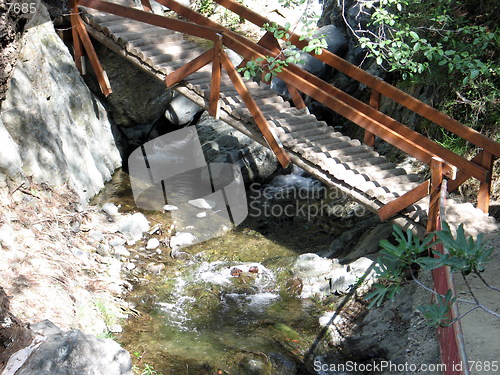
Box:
68 1 499 373
70 0 499 237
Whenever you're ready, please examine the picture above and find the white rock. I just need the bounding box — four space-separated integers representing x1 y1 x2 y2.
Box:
146 238 160 250
170 232 196 249
163 204 178 211
0 224 16 250
113 246 131 257
108 237 126 247
118 213 149 244
97 243 110 257
101 202 119 216
188 198 216 210
88 230 104 242
196 212 207 218
108 324 123 333
125 262 136 271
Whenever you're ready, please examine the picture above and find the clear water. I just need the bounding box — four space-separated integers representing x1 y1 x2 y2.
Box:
92 169 351 374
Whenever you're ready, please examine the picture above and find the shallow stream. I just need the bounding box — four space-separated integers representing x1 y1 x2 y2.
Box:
92 168 365 374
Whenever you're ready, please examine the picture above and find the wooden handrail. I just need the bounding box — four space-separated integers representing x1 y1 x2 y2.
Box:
76 0 497 213
212 0 500 159
79 0 220 41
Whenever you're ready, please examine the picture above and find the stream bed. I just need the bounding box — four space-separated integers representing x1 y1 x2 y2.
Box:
92 169 371 374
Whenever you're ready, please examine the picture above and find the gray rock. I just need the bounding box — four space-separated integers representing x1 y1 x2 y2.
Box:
196 115 280 183
117 213 149 244
0 5 121 201
15 329 132 375
109 237 127 247
164 94 202 126
85 42 172 128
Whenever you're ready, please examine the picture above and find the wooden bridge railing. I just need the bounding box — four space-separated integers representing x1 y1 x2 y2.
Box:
71 0 499 226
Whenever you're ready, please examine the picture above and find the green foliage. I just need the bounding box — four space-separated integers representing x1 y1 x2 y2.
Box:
365 225 433 308
192 0 216 16
239 5 326 82
365 222 494 326
354 0 499 143
418 290 456 327
421 222 494 275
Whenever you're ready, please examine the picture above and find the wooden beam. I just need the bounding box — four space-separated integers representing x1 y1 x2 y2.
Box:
165 49 213 87
212 0 500 159
364 89 380 147
427 157 444 233
209 35 223 119
70 5 84 74
79 0 219 41
477 151 494 213
140 0 152 12
378 180 430 221
72 11 112 96
220 51 291 168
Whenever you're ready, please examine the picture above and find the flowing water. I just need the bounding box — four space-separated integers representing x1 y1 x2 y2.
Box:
93 168 364 374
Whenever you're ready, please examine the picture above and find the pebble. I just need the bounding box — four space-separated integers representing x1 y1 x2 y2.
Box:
146 238 160 250
108 324 123 333
163 204 178 211
88 230 104 243
101 202 120 216
196 212 207 218
113 246 130 257
188 198 216 210
125 262 136 271
146 263 165 275
109 237 126 247
97 243 110 257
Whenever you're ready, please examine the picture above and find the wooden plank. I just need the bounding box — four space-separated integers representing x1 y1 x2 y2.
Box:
73 12 112 96
220 51 291 167
477 151 494 213
212 0 500 159
427 157 444 233
364 89 380 147
209 35 222 118
79 0 219 41
165 49 213 87
70 6 85 74
140 0 152 12
378 180 430 221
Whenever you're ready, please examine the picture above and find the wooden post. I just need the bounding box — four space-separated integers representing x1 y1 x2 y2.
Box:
363 89 380 147
220 50 291 168
70 1 84 74
477 150 494 213
140 0 152 12
427 157 444 233
209 34 223 119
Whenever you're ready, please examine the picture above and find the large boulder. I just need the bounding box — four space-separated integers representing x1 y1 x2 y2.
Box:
196 114 281 183
0 4 121 201
85 42 173 129
9 321 132 375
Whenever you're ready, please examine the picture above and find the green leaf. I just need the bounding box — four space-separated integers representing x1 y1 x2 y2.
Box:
376 56 383 65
